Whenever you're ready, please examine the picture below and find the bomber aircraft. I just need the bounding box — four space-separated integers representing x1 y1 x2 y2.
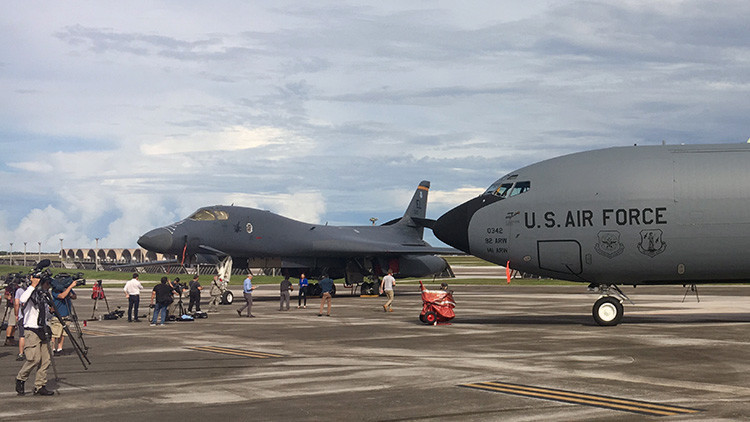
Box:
137 181 452 296
433 143 750 325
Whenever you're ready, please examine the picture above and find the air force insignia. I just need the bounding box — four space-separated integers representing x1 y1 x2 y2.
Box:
638 229 666 257
594 230 624 258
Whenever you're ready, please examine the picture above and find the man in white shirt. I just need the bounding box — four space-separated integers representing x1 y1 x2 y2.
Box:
380 270 396 312
123 273 143 322
16 275 54 396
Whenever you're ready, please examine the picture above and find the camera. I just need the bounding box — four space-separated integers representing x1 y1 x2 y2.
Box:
50 272 86 292
172 278 188 293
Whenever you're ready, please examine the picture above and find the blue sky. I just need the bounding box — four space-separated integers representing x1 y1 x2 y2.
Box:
1 1 749 251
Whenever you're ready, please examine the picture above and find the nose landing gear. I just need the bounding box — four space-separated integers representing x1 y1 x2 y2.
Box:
590 284 632 326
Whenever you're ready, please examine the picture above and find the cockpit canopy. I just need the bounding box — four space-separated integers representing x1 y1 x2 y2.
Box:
482 179 531 198
188 209 229 221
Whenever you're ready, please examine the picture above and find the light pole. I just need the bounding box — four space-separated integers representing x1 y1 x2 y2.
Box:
38 242 42 262
60 238 64 263
23 242 27 266
9 243 12 265
95 237 100 269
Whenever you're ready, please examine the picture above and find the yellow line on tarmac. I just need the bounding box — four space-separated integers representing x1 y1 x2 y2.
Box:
460 381 702 417
188 346 282 359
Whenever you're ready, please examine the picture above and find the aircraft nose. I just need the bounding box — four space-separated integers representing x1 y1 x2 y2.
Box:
137 228 174 253
434 195 501 254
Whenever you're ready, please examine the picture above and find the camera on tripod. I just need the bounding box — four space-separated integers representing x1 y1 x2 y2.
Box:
50 272 86 291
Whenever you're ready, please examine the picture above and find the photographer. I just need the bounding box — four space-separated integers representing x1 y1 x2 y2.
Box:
14 282 26 361
50 277 78 356
15 275 54 396
4 282 18 346
150 277 174 326
188 275 203 313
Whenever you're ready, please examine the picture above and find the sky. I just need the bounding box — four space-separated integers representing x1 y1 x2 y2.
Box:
1 0 749 252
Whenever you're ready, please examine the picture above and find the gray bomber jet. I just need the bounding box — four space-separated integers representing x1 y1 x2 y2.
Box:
137 181 452 290
433 143 750 325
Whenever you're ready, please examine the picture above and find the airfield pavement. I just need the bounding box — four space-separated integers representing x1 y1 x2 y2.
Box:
2 283 750 421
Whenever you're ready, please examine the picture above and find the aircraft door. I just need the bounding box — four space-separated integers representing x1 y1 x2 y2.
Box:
537 240 582 275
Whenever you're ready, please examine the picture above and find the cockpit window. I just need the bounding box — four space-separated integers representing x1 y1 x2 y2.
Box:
189 210 216 221
508 181 531 197
213 210 229 220
482 180 531 198
483 182 514 197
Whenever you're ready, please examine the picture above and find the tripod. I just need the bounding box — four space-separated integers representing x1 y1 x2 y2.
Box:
90 280 110 319
169 290 186 321
42 289 91 374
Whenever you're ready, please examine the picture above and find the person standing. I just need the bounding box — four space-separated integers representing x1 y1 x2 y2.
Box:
14 283 26 361
297 273 308 309
15 274 54 396
279 276 293 311
208 275 222 313
4 284 18 346
150 277 174 326
123 273 143 322
50 278 77 356
317 275 334 317
380 270 396 312
237 273 256 317
188 275 203 313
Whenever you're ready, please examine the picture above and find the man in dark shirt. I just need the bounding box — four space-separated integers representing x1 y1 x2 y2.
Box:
188 275 202 313
317 275 334 317
150 277 174 326
279 277 293 311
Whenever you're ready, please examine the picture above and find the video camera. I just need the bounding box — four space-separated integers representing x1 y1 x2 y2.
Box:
172 278 188 293
51 272 86 292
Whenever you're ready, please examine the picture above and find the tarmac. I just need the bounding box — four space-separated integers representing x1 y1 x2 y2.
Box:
2 283 750 421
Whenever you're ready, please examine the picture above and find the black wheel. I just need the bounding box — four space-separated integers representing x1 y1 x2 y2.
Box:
419 313 425 323
592 296 623 326
362 282 375 295
423 311 437 325
331 283 336 296
221 290 234 305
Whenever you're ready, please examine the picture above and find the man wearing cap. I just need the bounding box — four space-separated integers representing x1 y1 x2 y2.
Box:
15 274 54 396
237 273 256 317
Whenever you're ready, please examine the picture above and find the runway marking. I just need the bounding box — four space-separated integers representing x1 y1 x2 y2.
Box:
81 329 116 337
459 381 702 417
187 346 282 359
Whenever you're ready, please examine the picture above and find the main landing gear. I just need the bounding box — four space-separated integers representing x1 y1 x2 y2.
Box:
590 284 632 326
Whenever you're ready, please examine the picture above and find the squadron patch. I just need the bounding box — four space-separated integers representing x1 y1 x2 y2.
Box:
638 229 666 257
246 223 254 234
594 230 624 259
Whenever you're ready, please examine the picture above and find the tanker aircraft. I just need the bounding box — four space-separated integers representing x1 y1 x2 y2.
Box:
138 181 452 292
433 143 750 325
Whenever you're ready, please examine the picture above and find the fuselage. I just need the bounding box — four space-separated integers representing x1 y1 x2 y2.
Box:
434 143 750 285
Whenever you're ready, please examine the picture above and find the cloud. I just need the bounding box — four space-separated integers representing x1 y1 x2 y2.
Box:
141 125 306 155
2 1 750 250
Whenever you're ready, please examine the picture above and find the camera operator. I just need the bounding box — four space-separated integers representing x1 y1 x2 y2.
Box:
15 274 54 396
188 275 202 313
14 282 27 361
50 278 77 356
4 282 18 346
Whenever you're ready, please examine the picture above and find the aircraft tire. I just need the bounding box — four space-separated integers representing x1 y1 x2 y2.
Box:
419 313 425 323
331 284 336 296
423 311 437 325
221 290 234 305
592 297 623 326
